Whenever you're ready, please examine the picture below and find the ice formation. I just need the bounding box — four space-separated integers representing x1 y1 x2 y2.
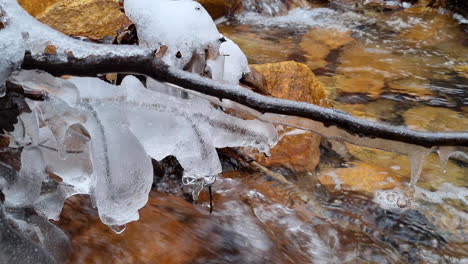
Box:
124 0 222 69
5 70 277 227
207 37 251 84
0 23 25 96
0 0 274 229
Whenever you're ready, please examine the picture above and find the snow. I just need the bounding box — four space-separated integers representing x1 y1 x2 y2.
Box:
124 0 222 69
207 37 250 84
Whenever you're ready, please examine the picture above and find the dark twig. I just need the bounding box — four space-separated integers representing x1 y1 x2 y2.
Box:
21 51 468 148
208 185 213 214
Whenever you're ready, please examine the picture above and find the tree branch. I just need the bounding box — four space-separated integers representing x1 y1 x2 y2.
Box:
21 51 468 148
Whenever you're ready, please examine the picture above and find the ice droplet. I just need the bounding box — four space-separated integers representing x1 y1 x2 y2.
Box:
437 146 456 175
109 224 126 234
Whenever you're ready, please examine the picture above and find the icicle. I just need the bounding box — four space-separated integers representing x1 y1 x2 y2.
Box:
109 224 127 235
408 148 431 194
437 146 456 175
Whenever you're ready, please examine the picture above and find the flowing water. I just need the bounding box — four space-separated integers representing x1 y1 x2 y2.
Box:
9 1 467 263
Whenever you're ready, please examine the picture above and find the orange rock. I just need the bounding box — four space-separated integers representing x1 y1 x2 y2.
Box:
0 136 9 148
248 61 328 172
218 24 299 64
23 0 124 40
250 61 328 105
336 73 384 99
403 106 468 132
59 193 211 264
18 0 61 17
197 0 241 19
319 161 402 194
300 28 354 70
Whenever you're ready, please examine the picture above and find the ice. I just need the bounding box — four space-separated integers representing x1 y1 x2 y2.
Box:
10 70 79 106
206 37 250 84
120 76 277 181
219 37 250 84
0 24 24 97
437 146 457 175
124 0 222 69
81 101 153 226
408 148 431 191
3 146 47 207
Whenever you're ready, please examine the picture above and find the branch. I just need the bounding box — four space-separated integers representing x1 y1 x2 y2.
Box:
21 51 468 148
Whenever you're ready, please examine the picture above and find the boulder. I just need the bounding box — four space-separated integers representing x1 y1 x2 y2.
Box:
247 61 328 172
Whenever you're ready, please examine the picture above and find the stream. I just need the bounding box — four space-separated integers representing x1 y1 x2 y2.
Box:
5 0 467 263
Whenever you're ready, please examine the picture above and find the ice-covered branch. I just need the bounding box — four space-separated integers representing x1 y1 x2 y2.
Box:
22 52 468 148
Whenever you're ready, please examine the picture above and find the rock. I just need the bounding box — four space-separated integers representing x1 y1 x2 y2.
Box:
18 0 61 17
454 64 468 78
21 0 125 40
319 161 402 194
300 28 354 70
0 137 9 148
197 0 240 19
346 144 468 190
218 24 300 64
387 77 433 97
403 106 468 132
247 61 328 172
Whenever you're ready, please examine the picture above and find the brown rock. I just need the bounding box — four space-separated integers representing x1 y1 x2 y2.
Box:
218 24 300 64
247 61 328 172
197 0 241 19
18 0 61 17
250 61 328 105
300 28 354 70
403 106 468 132
319 161 402 194
30 0 124 40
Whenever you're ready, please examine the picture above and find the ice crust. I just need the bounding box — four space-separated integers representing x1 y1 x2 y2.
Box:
7 71 277 227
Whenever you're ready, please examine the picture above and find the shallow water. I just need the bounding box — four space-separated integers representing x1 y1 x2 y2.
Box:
216 3 468 263
5 1 467 263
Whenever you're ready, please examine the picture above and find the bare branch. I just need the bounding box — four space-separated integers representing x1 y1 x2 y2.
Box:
21 51 468 148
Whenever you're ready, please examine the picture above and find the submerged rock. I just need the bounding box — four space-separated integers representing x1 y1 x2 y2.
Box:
319 161 402 194
248 61 328 172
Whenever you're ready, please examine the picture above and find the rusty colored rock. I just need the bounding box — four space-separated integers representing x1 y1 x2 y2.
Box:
403 106 468 132
319 161 402 194
18 0 61 17
0 136 9 148
197 0 241 19
247 61 328 172
250 61 328 105
27 0 124 40
300 28 354 70
44 44 57 54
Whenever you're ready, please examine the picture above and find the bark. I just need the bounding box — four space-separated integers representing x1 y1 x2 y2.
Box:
21 51 468 148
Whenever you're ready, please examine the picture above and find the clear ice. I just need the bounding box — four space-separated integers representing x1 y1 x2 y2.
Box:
5 70 277 227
